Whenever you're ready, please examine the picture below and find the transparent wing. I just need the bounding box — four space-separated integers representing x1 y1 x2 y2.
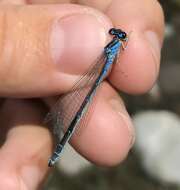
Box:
44 54 106 139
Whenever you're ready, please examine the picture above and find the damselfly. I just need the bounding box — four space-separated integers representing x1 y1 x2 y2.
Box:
45 28 128 167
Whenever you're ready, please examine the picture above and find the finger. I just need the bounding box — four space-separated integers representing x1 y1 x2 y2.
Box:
0 0 26 4
0 4 111 97
78 0 112 11
78 0 165 94
48 82 135 166
28 0 72 3
0 99 52 189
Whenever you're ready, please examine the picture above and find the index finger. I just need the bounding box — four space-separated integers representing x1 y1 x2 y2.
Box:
79 0 165 94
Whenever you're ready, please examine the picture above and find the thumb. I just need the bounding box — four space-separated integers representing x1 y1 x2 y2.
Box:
0 4 111 97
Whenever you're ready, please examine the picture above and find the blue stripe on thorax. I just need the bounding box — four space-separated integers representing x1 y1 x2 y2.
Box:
98 39 122 82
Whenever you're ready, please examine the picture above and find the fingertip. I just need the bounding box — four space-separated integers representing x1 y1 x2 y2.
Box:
1 125 52 189
51 13 110 74
70 83 134 166
110 30 160 94
0 99 52 189
0 4 112 97
79 0 164 95
104 0 164 94
0 171 20 189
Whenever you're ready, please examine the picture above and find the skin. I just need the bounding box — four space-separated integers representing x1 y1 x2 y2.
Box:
0 0 164 189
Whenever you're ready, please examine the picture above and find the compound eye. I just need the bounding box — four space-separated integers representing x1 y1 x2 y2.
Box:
109 28 127 40
109 28 116 35
120 32 127 40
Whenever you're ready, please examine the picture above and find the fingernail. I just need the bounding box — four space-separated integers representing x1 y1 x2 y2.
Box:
110 98 135 148
144 31 161 74
50 14 109 73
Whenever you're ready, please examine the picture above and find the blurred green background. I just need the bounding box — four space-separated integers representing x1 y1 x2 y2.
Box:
43 1 180 190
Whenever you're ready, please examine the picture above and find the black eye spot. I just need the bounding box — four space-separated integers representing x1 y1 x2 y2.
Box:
109 28 116 35
109 28 127 40
121 32 127 39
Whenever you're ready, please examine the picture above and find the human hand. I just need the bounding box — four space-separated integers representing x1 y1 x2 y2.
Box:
0 0 164 189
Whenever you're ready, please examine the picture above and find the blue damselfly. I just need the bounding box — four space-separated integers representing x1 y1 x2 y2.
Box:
45 28 128 167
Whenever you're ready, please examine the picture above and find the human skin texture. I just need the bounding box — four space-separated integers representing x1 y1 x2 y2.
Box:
0 0 164 189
